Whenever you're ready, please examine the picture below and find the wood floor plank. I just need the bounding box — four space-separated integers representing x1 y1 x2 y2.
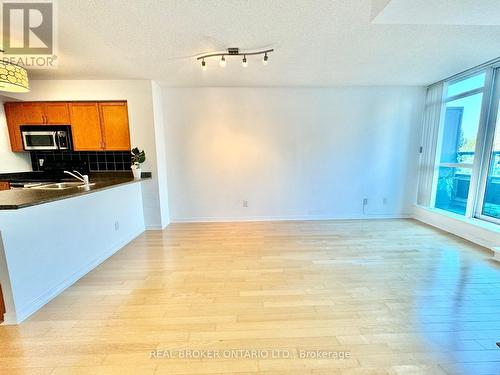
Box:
1 219 499 374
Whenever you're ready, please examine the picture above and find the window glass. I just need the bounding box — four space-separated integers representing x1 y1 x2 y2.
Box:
482 105 500 219
435 166 471 215
434 90 483 216
439 93 482 165
446 73 485 98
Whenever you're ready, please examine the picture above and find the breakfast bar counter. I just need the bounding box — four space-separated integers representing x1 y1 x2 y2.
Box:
0 174 151 210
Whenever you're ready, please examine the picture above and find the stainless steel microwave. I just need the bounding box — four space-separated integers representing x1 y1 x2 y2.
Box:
21 128 70 151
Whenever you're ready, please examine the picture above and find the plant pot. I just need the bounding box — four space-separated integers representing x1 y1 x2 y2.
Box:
132 167 141 179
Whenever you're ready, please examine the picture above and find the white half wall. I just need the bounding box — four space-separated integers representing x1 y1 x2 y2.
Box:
0 182 145 324
0 98 31 173
163 87 425 222
8 80 169 229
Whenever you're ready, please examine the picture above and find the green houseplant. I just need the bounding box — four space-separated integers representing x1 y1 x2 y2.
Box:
131 147 146 179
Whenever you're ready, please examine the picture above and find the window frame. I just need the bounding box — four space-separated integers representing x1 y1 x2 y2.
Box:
431 66 499 223
475 67 500 224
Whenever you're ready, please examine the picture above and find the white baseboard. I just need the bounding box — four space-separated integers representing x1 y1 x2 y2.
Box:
413 205 500 250
493 247 500 262
171 213 412 223
2 312 18 325
9 228 144 325
146 223 169 230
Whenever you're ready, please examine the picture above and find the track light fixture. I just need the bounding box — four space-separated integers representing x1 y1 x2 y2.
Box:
197 47 273 70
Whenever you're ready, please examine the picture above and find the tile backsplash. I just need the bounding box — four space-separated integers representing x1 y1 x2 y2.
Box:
30 151 132 172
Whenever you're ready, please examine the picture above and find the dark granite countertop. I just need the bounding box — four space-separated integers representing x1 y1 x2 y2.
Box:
0 172 151 210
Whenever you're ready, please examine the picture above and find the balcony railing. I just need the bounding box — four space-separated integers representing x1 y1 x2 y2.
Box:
435 151 500 216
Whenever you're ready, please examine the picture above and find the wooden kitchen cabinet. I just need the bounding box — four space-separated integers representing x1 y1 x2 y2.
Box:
69 102 103 151
44 102 70 124
99 102 131 151
20 102 70 125
19 102 45 124
4 100 131 152
69 101 131 151
0 181 10 191
4 102 25 151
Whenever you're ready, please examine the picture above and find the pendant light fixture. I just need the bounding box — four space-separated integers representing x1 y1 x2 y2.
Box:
197 47 273 70
0 50 29 92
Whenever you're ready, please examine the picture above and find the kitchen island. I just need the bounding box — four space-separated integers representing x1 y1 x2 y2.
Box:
0 175 149 324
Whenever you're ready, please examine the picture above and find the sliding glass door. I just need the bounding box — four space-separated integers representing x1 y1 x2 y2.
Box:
433 73 486 215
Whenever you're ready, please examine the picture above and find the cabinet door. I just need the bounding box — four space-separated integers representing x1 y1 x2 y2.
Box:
69 102 103 151
4 102 24 151
0 181 10 190
45 102 70 124
21 102 45 124
99 102 131 151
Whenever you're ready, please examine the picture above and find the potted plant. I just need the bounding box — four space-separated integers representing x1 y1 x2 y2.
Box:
131 147 146 179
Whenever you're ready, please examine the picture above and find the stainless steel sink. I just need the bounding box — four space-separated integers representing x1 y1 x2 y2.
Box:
31 182 95 190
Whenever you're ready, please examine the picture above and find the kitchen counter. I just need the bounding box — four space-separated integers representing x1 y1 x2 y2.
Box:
0 173 151 210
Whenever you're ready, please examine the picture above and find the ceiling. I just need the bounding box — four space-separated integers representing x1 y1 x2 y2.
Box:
24 0 500 86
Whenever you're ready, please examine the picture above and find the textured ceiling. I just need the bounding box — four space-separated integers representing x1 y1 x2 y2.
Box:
373 0 500 25
25 0 500 86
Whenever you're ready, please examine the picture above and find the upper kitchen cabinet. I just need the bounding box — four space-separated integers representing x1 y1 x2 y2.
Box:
4 100 131 152
20 102 70 125
69 102 103 151
70 101 131 151
99 102 131 151
4 102 25 151
44 103 70 124
19 103 45 124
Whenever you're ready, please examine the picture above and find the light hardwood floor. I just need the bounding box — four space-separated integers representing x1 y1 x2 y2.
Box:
1 219 500 375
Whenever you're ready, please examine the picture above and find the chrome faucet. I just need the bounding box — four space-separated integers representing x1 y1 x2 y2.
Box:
64 170 90 185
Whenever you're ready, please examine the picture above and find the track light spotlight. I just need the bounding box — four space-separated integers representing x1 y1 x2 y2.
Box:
219 56 227 67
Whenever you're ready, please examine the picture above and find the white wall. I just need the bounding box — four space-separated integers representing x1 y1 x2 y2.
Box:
163 87 425 222
0 98 31 173
8 80 169 229
151 82 170 227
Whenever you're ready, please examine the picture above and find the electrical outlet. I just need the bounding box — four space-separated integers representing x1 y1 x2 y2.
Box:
114 221 119 231
243 200 248 208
